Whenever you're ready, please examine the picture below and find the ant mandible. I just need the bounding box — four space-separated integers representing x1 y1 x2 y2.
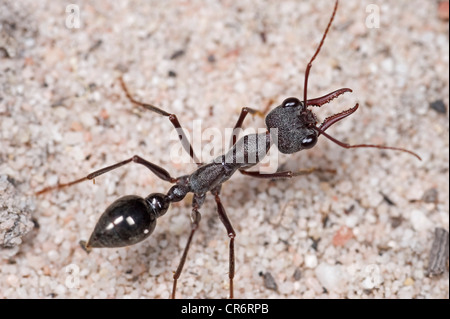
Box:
36 0 421 298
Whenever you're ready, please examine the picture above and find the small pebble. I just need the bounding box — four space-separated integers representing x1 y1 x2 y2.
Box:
170 49 185 60
6 274 19 287
361 268 382 290
0 175 35 253
332 226 354 247
293 268 302 281
410 209 433 232
304 254 318 269
259 272 278 291
390 216 403 229
315 263 344 292
430 100 447 114
404 277 414 286
422 188 439 204
438 1 449 21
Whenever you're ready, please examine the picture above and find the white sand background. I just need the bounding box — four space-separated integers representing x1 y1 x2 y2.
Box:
0 0 448 298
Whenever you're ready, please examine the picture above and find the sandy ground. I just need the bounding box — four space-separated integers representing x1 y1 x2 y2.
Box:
0 0 448 299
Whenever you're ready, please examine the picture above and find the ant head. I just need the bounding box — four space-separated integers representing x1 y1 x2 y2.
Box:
265 97 319 154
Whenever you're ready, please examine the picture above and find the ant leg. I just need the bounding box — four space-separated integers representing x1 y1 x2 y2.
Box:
306 88 352 107
239 167 335 179
230 107 265 149
213 192 236 299
229 98 274 149
119 76 201 165
171 198 202 299
36 155 176 195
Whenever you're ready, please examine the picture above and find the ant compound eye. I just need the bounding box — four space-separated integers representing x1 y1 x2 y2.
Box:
301 133 317 149
282 97 302 108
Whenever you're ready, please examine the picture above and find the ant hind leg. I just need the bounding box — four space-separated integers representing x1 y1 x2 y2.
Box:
36 155 176 195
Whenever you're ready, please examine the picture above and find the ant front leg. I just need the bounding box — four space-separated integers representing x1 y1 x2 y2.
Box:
229 107 265 149
229 97 275 149
119 76 202 165
36 155 176 195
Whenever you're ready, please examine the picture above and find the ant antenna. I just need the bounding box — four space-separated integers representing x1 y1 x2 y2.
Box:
315 104 422 160
303 0 339 108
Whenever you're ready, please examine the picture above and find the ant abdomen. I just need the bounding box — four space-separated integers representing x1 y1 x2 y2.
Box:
81 193 170 251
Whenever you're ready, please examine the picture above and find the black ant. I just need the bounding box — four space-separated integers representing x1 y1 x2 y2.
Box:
36 0 421 298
